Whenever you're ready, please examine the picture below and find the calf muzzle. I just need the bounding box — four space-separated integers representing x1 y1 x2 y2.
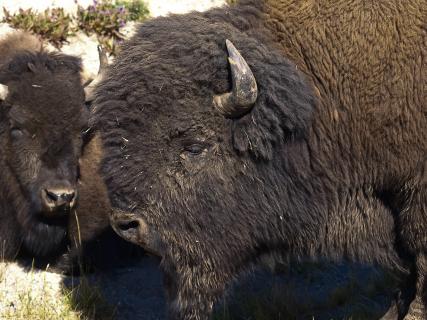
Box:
41 187 77 213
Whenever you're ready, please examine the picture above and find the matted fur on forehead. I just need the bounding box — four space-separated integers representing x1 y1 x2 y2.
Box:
0 50 82 81
0 50 85 125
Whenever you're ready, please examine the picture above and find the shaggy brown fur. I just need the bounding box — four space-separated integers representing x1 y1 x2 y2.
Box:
94 1 426 319
0 32 44 64
0 31 121 272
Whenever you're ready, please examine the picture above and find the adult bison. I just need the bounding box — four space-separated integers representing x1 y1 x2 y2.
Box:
0 31 117 272
93 0 426 318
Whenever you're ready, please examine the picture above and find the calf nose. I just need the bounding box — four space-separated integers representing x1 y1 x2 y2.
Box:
42 188 77 211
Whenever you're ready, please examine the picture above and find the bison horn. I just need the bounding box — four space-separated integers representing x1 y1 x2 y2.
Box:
0 84 8 101
84 45 109 102
213 39 258 119
97 45 109 72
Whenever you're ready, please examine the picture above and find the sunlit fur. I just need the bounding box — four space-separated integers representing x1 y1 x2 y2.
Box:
94 1 426 319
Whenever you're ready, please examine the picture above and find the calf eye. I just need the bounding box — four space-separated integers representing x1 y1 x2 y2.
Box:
10 127 24 139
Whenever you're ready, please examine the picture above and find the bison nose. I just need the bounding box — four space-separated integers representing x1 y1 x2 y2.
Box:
117 220 140 232
114 219 141 242
42 188 77 211
111 211 145 245
111 211 163 256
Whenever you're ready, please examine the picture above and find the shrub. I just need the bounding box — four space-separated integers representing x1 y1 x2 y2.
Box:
2 7 73 47
2 0 150 54
117 0 150 22
75 0 126 54
75 0 149 54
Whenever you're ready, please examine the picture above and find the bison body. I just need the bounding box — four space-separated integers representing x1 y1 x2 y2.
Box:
94 0 426 318
0 32 121 272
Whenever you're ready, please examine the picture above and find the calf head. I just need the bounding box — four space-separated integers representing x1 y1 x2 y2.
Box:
0 51 90 255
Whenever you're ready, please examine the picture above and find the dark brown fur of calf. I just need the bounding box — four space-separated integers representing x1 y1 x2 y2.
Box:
0 32 132 273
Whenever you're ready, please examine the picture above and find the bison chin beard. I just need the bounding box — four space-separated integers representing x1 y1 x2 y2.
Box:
13 180 70 258
21 212 68 257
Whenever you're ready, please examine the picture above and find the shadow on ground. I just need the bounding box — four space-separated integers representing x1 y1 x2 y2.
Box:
62 255 402 320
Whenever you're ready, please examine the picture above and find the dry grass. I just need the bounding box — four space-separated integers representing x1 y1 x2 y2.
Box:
0 263 115 320
0 262 79 320
0 262 115 320
0 210 115 319
65 276 116 320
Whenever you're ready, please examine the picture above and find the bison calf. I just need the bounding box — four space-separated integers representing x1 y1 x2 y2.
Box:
0 32 116 272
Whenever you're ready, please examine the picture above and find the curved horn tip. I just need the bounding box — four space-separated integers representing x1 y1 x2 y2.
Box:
225 39 239 54
84 45 108 102
97 45 109 74
0 84 9 101
213 39 258 118
84 87 95 103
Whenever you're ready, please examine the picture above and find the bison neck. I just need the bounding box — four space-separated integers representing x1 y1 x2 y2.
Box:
243 140 402 270
259 0 427 183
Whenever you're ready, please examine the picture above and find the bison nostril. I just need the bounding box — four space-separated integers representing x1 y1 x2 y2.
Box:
117 220 139 231
43 188 77 209
63 192 75 203
45 189 59 202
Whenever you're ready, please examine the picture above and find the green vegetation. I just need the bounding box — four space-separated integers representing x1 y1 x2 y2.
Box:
3 7 73 47
75 0 148 54
117 0 150 22
2 0 150 54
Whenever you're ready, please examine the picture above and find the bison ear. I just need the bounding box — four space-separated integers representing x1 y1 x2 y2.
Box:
222 39 316 161
50 53 83 74
0 84 8 101
27 62 37 73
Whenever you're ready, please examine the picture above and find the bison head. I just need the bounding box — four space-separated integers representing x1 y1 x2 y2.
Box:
0 51 91 255
94 11 317 256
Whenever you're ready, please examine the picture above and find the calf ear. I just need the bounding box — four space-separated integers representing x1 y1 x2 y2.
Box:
51 53 83 74
220 39 317 160
0 84 8 101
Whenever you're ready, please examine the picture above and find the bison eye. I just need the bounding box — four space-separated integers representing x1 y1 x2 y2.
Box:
183 143 206 156
10 127 24 139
